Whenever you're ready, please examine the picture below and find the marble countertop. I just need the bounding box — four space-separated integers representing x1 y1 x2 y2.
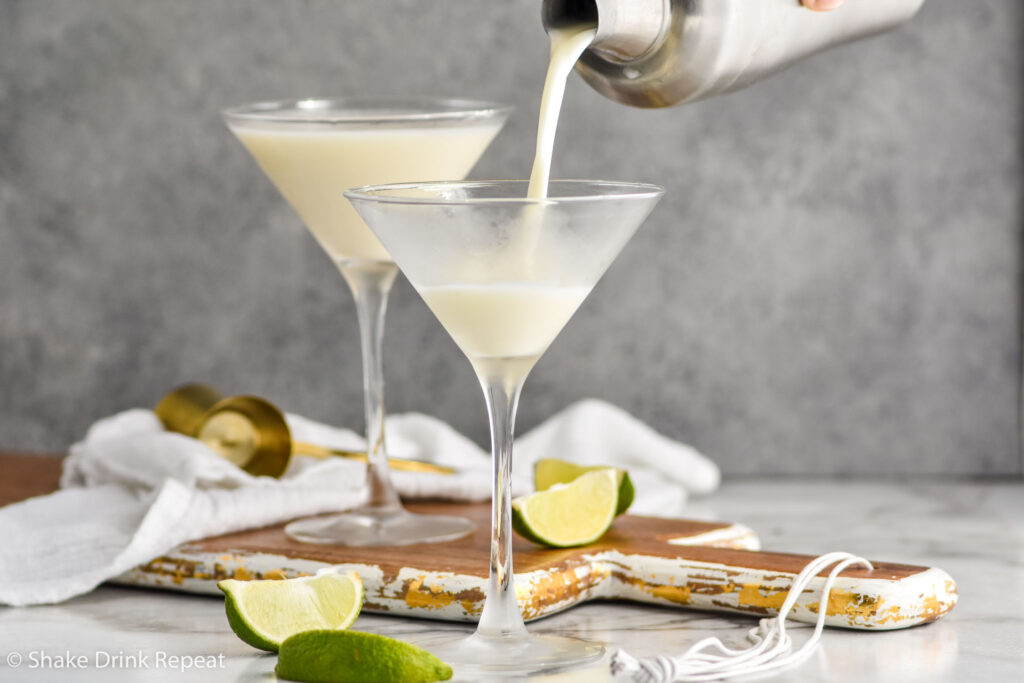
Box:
1 479 1021 682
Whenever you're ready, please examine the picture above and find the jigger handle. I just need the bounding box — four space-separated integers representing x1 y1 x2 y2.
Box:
292 441 456 475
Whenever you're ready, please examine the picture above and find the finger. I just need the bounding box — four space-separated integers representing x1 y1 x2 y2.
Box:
802 0 845 11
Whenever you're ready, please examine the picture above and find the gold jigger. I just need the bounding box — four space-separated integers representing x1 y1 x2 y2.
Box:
154 383 454 478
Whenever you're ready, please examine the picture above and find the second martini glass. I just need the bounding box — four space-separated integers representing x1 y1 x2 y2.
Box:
222 98 509 546
347 180 664 675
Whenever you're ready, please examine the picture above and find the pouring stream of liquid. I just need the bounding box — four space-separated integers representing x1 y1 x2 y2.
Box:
527 26 598 201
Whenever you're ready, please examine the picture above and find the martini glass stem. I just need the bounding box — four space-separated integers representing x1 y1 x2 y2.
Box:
340 260 401 513
476 373 529 638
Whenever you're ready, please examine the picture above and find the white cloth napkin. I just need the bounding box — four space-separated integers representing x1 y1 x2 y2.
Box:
0 400 718 607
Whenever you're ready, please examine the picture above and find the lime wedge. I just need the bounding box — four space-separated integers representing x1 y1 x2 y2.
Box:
533 458 635 516
276 630 452 683
512 469 620 547
218 570 363 652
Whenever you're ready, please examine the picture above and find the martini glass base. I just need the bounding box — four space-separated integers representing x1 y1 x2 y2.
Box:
284 509 473 547
413 630 604 677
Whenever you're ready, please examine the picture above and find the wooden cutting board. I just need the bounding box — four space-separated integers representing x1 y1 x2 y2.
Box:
0 453 956 629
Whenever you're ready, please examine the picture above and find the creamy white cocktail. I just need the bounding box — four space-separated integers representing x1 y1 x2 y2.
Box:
223 98 509 547
230 120 505 265
419 283 589 379
346 179 663 676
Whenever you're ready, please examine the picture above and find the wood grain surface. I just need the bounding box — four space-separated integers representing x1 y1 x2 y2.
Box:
0 453 957 629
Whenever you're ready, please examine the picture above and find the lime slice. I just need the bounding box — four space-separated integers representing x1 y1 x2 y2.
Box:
276 630 453 683
218 570 363 652
512 469 620 547
533 458 635 516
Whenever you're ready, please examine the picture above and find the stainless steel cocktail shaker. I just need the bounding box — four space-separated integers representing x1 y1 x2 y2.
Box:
541 0 926 107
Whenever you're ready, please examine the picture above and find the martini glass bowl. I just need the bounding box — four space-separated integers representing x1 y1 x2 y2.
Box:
346 179 663 676
222 98 510 546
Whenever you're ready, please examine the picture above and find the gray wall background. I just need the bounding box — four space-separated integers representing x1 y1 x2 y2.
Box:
1 0 1020 476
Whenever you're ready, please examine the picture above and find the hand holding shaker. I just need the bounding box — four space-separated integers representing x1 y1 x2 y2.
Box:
541 0 926 107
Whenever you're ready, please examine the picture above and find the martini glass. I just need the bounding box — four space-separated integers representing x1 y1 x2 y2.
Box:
346 180 663 676
222 98 510 546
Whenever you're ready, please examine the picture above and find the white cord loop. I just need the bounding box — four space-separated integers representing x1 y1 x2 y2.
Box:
610 551 873 682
